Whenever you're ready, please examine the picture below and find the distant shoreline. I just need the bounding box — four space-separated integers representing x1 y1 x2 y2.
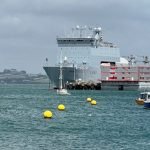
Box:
0 68 49 84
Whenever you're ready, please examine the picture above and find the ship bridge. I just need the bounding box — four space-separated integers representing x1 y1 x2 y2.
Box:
57 26 117 48
57 37 94 47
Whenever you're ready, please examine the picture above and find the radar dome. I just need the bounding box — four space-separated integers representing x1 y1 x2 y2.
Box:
98 27 101 31
76 25 80 29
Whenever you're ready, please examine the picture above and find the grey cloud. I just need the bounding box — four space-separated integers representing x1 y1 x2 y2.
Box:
0 0 150 73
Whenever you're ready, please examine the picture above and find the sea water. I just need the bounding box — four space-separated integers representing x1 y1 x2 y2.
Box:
0 84 150 150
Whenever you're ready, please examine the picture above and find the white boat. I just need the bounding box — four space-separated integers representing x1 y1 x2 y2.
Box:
57 50 70 95
143 92 150 109
57 88 70 95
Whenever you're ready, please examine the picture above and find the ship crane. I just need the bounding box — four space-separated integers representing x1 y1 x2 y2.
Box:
134 55 150 64
125 55 136 65
142 56 150 64
124 55 150 65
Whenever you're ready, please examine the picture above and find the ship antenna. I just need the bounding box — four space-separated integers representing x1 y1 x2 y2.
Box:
76 25 87 38
72 27 74 37
45 58 48 66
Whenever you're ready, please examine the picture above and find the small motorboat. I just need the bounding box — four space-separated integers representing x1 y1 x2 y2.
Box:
135 92 147 105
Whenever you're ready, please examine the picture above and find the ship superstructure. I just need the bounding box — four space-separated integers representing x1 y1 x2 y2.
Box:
101 56 150 90
43 26 120 88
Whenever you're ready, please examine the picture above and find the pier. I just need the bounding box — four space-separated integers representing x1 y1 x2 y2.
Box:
65 81 101 90
52 80 150 91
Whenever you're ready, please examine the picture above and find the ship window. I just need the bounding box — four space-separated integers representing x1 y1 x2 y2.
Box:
77 40 83 42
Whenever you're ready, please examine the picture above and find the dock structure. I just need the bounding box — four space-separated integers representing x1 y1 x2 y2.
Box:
52 80 150 91
65 81 139 90
101 81 139 90
65 81 101 90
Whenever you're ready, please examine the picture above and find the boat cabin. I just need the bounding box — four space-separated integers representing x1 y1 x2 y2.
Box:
140 92 150 100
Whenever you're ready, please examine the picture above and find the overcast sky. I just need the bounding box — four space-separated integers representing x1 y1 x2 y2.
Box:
0 0 150 74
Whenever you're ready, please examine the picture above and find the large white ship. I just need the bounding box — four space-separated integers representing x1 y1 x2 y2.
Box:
43 26 121 88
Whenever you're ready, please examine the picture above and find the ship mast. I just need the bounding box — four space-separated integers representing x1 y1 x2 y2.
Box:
59 49 63 89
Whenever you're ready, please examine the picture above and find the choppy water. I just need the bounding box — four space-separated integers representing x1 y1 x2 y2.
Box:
0 84 150 150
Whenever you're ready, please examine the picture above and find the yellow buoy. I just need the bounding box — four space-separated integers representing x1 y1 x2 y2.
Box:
43 110 53 118
91 100 97 105
58 104 65 111
87 97 92 102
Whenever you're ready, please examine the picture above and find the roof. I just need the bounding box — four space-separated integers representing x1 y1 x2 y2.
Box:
140 92 150 95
